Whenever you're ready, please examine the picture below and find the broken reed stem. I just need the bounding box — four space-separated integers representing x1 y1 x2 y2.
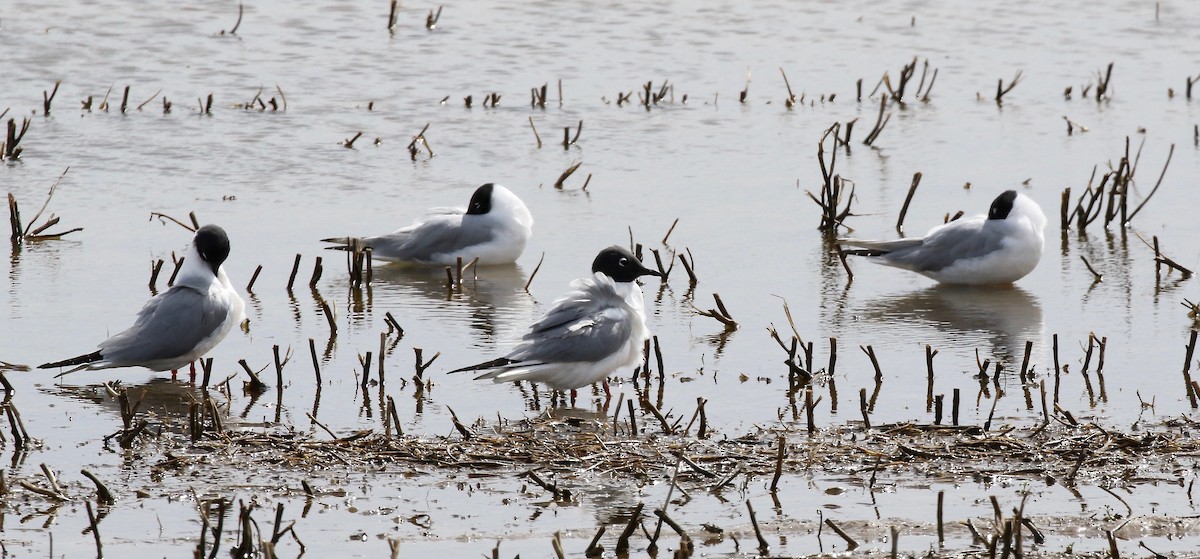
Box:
523 251 544 292
859 388 870 429
824 518 859 551
615 503 643 553
320 300 337 335
167 256 184 286
769 435 785 492
746 500 770 554
446 406 473 440
308 338 321 385
1184 329 1198 408
528 116 542 148
925 344 938 412
309 256 323 288
679 250 698 284
287 254 301 292
896 172 922 235
246 264 262 292
936 490 945 545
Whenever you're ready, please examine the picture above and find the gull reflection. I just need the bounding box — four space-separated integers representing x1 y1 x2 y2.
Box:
368 263 533 343
855 285 1044 362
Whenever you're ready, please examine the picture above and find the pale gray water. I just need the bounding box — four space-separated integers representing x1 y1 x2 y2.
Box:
3 0 1200 556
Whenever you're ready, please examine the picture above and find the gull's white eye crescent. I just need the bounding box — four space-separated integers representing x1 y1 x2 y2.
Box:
619 258 628 266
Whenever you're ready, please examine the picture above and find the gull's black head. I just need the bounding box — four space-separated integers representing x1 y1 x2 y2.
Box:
194 224 231 275
592 245 661 283
987 190 1019 220
466 183 495 215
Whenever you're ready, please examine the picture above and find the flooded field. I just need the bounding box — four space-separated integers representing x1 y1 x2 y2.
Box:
4 0 1200 556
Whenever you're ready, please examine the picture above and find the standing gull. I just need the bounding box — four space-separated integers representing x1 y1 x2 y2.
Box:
838 190 1046 285
322 183 533 266
449 246 661 392
39 224 247 375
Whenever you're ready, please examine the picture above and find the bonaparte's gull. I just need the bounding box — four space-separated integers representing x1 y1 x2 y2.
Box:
39 224 247 375
838 190 1046 285
449 245 661 391
322 183 533 266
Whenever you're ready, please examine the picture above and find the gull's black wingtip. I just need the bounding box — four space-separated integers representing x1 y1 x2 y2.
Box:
38 350 103 370
447 357 519 374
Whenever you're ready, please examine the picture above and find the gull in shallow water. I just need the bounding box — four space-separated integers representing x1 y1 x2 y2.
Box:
39 224 247 375
449 245 661 392
322 183 533 266
838 190 1046 285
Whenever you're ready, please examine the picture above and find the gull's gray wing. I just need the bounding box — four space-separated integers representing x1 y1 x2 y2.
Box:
98 285 228 367
880 217 1007 272
365 211 495 263
506 283 633 364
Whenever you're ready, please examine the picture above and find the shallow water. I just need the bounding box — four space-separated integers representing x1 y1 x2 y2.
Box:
4 0 1200 556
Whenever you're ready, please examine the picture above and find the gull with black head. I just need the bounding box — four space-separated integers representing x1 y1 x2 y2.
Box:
838 190 1046 285
322 183 533 266
449 245 661 395
39 224 247 376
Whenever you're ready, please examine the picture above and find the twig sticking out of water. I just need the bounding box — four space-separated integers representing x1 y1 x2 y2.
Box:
862 95 891 145
3 117 31 160
319 300 337 336
528 116 542 148
895 172 922 235
925 345 938 413
286 254 301 292
695 293 737 330
1187 74 1200 100
407 123 433 160
677 248 698 285
1183 330 1198 409
308 256 323 287
553 160 582 189
120 85 130 113
1062 116 1089 135
238 359 269 393
780 67 797 107
615 503 643 553
649 248 673 279
8 169 82 242
246 264 263 292
824 518 859 551
387 0 399 31
221 1 243 35
167 255 185 287
745 500 770 554
81 468 115 505
561 120 583 149
341 131 363 149
446 405 473 440
739 69 751 103
810 123 856 230
769 435 786 492
995 70 1023 103
1094 62 1114 101
1125 143 1174 226
137 88 161 111
1144 234 1194 279
43 80 60 116
426 6 442 29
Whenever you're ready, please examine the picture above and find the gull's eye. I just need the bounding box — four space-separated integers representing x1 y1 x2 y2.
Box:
619 258 628 266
